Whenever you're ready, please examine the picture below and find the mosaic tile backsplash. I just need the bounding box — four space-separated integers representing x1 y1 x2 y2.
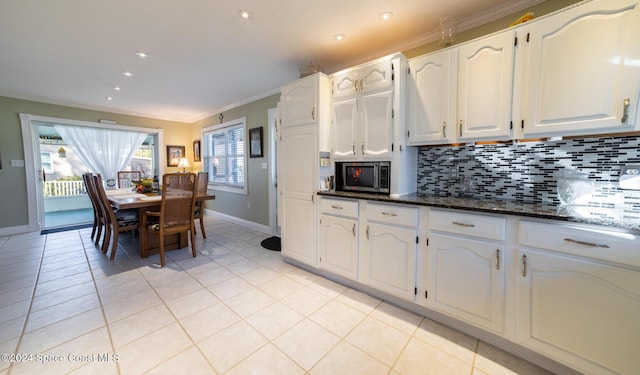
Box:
417 135 640 209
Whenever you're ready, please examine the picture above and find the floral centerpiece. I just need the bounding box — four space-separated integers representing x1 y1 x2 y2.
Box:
132 177 154 193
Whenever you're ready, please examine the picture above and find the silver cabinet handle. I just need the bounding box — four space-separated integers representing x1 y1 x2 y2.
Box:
564 238 610 248
496 249 500 270
366 225 370 239
331 205 343 210
352 223 356 236
382 212 398 217
459 120 463 137
522 254 527 277
311 107 315 121
442 121 447 138
311 194 315 203
361 141 365 155
621 98 630 123
452 221 475 227
352 143 356 155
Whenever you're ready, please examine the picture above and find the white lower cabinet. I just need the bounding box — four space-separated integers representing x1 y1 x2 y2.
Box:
361 203 418 301
318 198 359 280
518 221 640 375
427 210 506 333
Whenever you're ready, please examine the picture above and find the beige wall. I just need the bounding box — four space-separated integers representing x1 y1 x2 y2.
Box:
191 94 280 227
0 0 578 233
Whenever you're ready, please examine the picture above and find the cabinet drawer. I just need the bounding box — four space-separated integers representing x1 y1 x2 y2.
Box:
430 210 506 241
319 197 358 218
519 221 640 268
366 203 417 227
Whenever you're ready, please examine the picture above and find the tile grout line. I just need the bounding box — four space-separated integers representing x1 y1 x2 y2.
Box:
6 235 47 375
80 229 125 374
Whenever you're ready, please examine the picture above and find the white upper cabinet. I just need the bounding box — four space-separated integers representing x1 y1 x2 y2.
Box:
407 49 456 145
521 0 640 137
332 59 394 98
279 74 323 128
457 30 516 141
331 55 399 161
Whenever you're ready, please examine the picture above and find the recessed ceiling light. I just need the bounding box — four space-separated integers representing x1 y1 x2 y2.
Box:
334 34 346 41
380 12 393 21
113 86 121 91
135 51 149 58
238 10 251 19
105 96 113 101
122 71 134 77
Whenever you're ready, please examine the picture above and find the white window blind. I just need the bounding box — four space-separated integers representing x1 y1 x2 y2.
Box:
202 117 247 193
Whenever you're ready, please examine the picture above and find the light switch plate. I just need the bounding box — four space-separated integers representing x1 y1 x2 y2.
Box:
619 165 640 190
10 159 25 167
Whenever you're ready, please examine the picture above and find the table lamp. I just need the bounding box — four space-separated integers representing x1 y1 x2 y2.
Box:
177 157 191 173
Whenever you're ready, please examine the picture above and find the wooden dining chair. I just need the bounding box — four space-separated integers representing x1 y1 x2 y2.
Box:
93 174 139 260
117 170 142 188
83 173 106 244
194 171 209 238
140 173 197 267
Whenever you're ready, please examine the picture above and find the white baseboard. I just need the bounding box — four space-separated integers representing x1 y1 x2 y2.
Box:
0 225 35 237
204 208 271 235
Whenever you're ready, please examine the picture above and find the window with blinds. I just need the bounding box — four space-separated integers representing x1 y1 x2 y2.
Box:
202 117 247 193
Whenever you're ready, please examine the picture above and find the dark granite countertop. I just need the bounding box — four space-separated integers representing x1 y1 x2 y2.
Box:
317 191 640 232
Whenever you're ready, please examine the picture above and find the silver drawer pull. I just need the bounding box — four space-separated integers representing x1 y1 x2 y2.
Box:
331 205 343 210
382 212 398 217
452 221 475 228
564 238 610 248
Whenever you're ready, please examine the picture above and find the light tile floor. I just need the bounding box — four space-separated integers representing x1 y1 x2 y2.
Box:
0 217 557 374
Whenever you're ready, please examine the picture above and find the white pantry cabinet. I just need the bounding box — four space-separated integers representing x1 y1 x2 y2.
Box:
522 0 640 137
318 197 359 280
278 73 331 267
361 202 418 301
407 49 456 145
456 29 517 141
518 221 640 375
427 210 506 333
278 124 318 266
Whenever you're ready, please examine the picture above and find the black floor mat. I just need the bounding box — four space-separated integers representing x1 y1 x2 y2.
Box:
260 236 281 251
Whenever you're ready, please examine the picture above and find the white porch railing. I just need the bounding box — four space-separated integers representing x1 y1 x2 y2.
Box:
43 180 86 197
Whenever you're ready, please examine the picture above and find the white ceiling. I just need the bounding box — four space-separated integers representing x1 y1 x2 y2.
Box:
0 0 542 123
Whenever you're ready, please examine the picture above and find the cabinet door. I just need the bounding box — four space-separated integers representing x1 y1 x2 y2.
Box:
457 30 515 141
428 233 505 333
280 75 319 128
331 98 358 159
523 0 640 137
408 50 454 145
361 90 393 158
279 125 317 265
363 222 416 301
518 248 640 375
319 215 358 280
332 70 359 98
358 59 394 94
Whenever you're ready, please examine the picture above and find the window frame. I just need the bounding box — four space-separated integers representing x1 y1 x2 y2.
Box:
201 117 248 194
40 152 54 174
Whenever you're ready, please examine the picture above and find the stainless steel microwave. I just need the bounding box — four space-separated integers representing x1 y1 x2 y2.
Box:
336 161 390 194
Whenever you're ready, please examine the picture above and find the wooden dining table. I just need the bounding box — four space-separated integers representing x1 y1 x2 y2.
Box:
106 189 216 256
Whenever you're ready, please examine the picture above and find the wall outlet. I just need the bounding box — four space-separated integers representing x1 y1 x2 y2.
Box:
11 160 25 167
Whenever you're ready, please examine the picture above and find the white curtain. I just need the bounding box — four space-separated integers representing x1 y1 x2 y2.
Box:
54 125 148 187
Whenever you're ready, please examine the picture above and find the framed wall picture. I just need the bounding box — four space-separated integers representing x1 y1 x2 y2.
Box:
166 145 185 167
193 140 201 162
249 127 263 158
